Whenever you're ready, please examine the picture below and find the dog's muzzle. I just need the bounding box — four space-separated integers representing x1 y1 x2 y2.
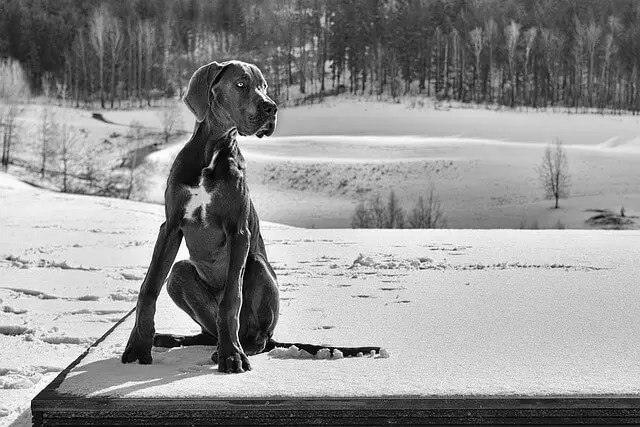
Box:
256 119 276 138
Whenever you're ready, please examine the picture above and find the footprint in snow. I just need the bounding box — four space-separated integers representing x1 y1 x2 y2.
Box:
0 325 33 336
2 305 27 314
77 295 100 301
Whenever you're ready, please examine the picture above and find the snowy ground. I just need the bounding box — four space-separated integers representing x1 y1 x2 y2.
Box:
10 98 640 229
58 228 640 400
2 171 640 425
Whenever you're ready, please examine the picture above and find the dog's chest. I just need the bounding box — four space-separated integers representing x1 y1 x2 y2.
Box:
182 149 245 225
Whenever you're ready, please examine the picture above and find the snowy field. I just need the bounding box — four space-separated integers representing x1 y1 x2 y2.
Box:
214 100 640 229
10 99 640 229
2 171 640 425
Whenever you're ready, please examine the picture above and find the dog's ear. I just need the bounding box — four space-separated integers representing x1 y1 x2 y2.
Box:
183 61 229 122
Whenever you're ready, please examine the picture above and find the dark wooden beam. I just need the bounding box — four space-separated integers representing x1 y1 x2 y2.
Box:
32 309 640 425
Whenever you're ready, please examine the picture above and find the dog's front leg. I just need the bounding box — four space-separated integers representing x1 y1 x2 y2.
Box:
216 223 251 373
122 222 183 364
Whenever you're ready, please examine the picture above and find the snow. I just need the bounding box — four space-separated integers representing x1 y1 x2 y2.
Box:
44 225 640 401
2 99 640 424
137 100 640 229
0 169 639 423
0 171 293 425
2 167 636 410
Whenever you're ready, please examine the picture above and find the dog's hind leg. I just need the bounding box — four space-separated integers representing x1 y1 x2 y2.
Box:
238 253 280 356
154 260 221 349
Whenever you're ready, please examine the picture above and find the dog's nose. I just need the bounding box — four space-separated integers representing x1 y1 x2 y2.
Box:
259 101 277 116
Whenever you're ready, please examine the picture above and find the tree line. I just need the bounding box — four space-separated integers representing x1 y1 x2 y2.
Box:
3 0 640 111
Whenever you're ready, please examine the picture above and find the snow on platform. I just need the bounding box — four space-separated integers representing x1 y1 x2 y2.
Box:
32 227 640 424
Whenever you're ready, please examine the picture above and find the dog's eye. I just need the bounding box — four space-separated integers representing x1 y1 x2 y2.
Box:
236 82 245 88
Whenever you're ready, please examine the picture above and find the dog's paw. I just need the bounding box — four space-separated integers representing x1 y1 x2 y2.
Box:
121 328 153 364
214 345 251 373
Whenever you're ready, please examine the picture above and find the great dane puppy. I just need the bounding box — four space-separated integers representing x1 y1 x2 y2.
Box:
122 60 379 373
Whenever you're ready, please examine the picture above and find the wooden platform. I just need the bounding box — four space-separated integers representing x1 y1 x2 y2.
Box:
31 309 640 425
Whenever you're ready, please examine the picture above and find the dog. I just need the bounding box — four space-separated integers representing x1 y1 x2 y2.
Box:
122 60 379 373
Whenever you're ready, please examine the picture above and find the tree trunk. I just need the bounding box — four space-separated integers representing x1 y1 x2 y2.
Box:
110 53 116 109
99 54 105 108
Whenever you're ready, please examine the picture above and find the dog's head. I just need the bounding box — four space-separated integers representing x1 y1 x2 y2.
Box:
183 60 277 138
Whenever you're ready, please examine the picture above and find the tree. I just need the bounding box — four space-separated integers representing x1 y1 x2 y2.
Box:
537 138 570 209
351 201 372 228
408 185 446 228
157 101 181 146
124 120 144 199
385 190 404 228
0 59 28 171
370 193 387 228
484 18 498 102
90 5 108 109
107 14 123 109
470 27 483 103
540 28 564 106
54 113 80 193
37 105 57 178
583 20 601 108
505 20 521 107
141 20 156 106
523 27 537 105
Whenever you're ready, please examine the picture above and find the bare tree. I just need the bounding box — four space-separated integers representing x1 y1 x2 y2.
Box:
161 12 173 91
573 16 585 109
470 27 483 103
72 30 90 106
540 28 564 105
505 20 521 107
140 20 156 106
484 18 497 103
408 185 446 228
37 106 57 178
107 14 123 109
583 20 601 108
157 101 181 147
55 115 80 193
537 138 570 209
601 16 620 110
370 193 387 228
0 59 28 171
124 120 144 199
351 201 372 228
385 190 404 228
523 27 537 105
90 4 108 109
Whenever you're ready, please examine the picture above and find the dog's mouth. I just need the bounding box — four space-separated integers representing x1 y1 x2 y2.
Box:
255 119 276 139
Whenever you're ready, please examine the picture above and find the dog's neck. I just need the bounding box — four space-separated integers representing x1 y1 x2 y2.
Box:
196 101 236 141
189 108 241 163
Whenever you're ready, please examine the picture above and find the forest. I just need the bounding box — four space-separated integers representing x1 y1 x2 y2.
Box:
2 0 640 111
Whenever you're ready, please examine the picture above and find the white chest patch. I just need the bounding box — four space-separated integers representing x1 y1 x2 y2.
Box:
183 185 211 224
183 152 218 225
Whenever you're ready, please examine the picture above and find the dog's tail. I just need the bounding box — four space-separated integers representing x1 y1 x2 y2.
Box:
264 338 381 358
